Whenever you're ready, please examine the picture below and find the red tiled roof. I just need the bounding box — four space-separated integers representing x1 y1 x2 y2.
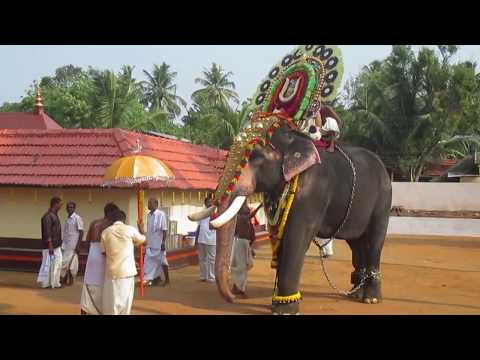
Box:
0 128 227 190
423 159 458 177
0 112 63 130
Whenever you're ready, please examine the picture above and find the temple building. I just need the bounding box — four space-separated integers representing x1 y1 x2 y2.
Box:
0 89 265 270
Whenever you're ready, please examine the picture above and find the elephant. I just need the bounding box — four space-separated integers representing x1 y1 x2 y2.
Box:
196 117 392 315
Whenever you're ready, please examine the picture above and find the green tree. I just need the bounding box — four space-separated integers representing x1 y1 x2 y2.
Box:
191 63 239 108
341 45 480 181
90 66 143 128
181 98 246 149
126 110 185 138
141 63 186 118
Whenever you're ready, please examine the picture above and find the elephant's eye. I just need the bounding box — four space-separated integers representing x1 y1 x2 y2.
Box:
249 151 264 167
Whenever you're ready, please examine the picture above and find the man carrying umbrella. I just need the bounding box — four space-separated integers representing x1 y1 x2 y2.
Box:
101 210 146 315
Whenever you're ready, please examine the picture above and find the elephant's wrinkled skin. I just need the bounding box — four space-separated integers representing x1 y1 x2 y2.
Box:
212 125 392 314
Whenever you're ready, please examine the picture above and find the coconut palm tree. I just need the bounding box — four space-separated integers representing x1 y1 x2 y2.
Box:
91 65 142 128
212 104 248 149
192 63 239 109
142 63 187 118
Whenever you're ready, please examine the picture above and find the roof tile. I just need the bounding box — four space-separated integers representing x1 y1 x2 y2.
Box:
0 129 227 190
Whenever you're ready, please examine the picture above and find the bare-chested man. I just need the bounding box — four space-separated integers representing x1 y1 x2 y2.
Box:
80 203 119 315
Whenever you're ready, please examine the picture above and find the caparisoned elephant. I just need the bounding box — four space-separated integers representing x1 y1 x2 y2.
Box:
193 115 392 314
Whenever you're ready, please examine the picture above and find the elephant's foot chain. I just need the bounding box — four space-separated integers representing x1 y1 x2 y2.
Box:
271 299 301 315
351 268 367 285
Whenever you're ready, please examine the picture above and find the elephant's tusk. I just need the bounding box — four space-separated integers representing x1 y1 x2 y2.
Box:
187 206 216 221
210 196 246 228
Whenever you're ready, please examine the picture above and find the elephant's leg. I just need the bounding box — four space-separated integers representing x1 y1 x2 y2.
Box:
346 238 367 300
271 216 315 315
362 215 389 304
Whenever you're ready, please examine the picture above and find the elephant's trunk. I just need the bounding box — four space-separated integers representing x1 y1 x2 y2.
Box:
214 218 236 302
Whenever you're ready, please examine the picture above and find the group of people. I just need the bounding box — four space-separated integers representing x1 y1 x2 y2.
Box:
38 198 84 289
37 193 267 314
38 196 170 315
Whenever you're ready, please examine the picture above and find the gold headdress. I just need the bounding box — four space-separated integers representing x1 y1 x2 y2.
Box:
214 113 296 204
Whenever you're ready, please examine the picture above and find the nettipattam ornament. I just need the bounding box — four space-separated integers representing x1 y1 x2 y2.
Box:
213 113 296 205
241 45 344 131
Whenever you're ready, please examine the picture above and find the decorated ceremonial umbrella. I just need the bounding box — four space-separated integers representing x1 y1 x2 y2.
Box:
103 153 175 296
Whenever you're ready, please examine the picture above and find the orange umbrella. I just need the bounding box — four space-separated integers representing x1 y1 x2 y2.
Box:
103 154 175 296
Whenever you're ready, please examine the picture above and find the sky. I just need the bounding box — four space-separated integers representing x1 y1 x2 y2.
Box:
1 45 479 111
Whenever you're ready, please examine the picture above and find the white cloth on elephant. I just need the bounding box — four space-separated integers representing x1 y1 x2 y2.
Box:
37 246 62 288
230 236 254 293
321 117 340 138
143 247 167 281
80 284 103 315
102 275 135 315
316 237 334 256
60 249 79 279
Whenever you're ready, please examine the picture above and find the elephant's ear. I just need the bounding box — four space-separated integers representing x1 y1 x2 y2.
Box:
281 131 321 182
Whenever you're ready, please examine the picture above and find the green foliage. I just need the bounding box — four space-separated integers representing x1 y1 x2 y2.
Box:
341 45 480 181
141 63 187 117
191 63 239 108
2 47 479 170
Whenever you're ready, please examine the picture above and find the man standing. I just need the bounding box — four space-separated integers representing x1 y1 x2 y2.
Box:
80 203 119 315
231 202 262 298
60 202 84 286
142 198 169 286
195 197 216 282
37 197 63 289
101 210 146 315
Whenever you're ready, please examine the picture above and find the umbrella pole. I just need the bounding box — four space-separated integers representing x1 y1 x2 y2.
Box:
137 187 145 297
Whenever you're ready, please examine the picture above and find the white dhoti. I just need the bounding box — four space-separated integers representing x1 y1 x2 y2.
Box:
102 275 135 315
37 247 62 288
61 249 79 279
143 247 168 281
231 237 253 293
316 237 334 256
80 284 103 315
198 243 216 281
80 243 105 315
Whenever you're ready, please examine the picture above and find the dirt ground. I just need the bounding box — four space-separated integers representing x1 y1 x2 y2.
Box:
1 235 479 315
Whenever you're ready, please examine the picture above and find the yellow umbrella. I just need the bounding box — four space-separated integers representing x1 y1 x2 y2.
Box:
103 154 175 296
103 155 175 186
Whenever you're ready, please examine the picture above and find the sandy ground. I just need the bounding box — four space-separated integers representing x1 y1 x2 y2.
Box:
1 235 479 315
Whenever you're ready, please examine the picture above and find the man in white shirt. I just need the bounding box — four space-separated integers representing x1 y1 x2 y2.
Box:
60 202 84 286
195 197 217 282
101 210 146 315
142 198 169 286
